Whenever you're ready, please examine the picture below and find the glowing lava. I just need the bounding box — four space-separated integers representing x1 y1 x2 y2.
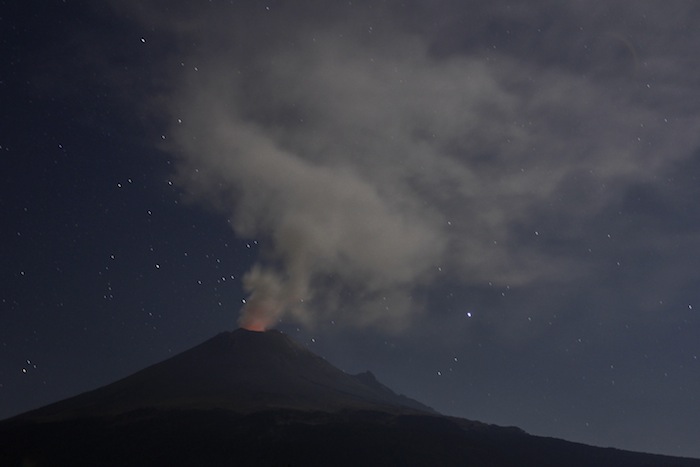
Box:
238 303 276 332
238 290 286 332
240 318 268 332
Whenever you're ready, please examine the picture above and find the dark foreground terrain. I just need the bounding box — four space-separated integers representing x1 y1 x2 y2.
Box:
2 408 700 467
2 330 699 466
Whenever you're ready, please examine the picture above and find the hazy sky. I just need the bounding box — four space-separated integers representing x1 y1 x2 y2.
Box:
2 0 700 458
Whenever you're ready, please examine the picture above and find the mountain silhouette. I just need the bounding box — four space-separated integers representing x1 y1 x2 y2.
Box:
16 329 431 421
2 329 700 467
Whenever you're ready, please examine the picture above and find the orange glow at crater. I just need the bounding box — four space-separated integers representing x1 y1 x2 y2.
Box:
241 319 267 332
238 304 274 332
238 293 286 332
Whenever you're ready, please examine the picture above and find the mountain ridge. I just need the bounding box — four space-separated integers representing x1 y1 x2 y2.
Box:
13 328 432 422
3 328 700 466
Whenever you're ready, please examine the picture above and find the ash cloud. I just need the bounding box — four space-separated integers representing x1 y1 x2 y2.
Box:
114 1 700 331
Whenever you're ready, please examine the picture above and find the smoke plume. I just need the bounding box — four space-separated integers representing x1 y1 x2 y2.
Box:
114 1 700 332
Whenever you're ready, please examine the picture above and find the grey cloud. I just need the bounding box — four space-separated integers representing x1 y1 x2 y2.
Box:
117 1 700 331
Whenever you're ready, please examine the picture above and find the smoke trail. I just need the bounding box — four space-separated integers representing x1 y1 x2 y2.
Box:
168 105 447 331
115 1 700 331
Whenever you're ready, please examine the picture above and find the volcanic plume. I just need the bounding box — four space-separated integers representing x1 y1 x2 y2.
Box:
237 263 310 331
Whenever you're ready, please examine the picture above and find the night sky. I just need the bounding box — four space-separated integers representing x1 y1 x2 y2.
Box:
2 0 700 459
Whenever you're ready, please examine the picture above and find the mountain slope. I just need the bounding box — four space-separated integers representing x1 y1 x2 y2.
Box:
2 329 700 467
16 329 431 421
3 407 700 467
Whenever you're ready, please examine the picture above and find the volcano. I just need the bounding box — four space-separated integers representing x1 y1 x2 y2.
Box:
15 329 431 421
2 329 700 467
